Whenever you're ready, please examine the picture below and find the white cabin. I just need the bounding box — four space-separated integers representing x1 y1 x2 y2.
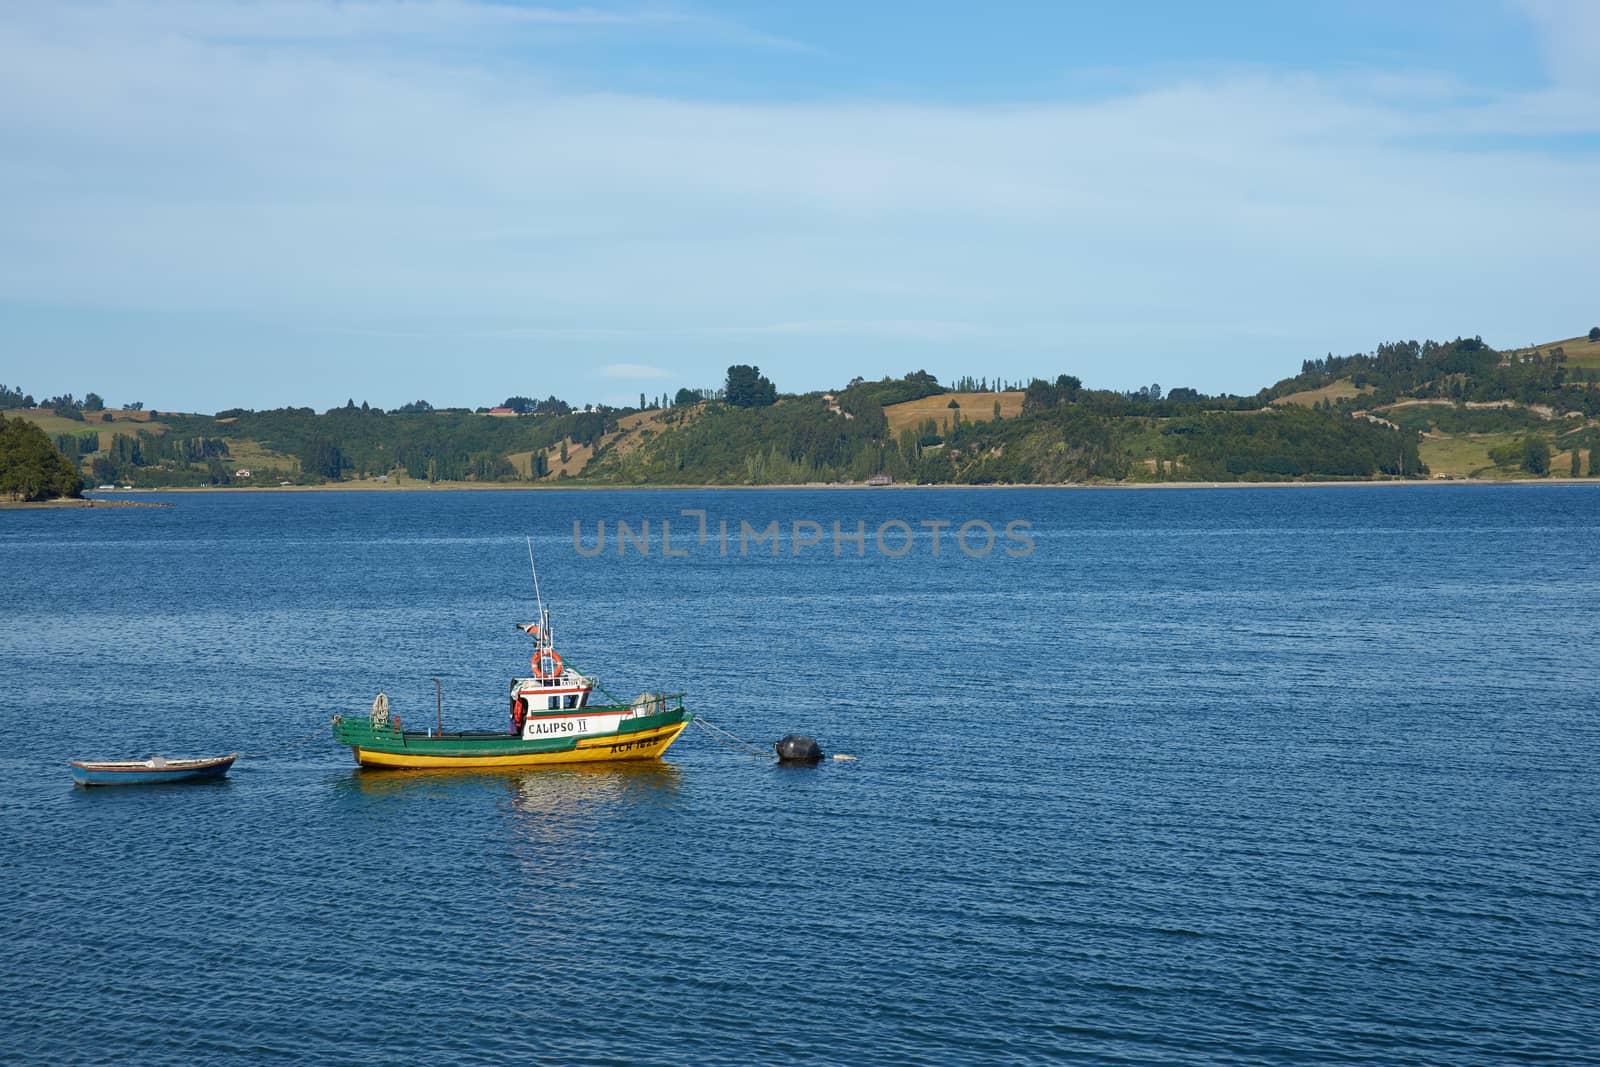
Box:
513 667 594 714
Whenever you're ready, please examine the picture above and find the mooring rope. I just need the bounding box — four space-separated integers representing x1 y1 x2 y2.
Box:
237 724 330 759
693 717 773 759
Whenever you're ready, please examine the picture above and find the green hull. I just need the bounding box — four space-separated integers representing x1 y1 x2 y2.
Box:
332 703 693 769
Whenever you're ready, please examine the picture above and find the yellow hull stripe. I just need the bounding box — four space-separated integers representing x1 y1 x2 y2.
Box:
351 721 690 769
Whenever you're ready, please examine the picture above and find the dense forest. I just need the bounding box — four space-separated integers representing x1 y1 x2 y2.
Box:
43 403 621 488
10 331 1600 488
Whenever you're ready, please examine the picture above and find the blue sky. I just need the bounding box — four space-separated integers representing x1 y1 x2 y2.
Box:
2 1 1597 412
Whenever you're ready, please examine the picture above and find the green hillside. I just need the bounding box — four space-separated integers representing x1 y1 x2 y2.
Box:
5 328 1598 488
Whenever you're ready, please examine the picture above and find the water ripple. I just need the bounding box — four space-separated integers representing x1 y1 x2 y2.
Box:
2 487 1598 1065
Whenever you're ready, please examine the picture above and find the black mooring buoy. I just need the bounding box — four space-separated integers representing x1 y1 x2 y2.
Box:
774 734 823 764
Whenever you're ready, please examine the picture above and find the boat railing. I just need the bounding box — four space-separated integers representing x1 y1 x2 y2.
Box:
614 692 686 715
512 672 597 690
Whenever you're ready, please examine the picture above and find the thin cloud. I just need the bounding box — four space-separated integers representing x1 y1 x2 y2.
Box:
471 321 998 341
22 0 815 52
705 320 1005 341
0 1 1594 410
1519 0 1600 92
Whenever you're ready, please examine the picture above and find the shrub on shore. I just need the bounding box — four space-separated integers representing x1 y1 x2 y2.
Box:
0 413 84 501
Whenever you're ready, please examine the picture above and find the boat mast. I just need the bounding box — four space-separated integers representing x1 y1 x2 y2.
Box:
526 536 552 660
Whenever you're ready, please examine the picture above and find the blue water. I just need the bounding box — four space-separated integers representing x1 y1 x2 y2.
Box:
2 487 1598 1065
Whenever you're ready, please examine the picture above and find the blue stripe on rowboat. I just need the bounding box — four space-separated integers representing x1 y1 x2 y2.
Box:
69 754 239 787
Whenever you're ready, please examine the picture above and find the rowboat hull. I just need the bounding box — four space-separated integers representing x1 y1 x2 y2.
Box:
333 707 692 770
70 754 238 787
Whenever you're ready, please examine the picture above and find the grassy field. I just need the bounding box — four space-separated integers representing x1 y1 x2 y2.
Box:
1272 379 1371 407
221 439 297 477
509 406 693 480
6 406 304 481
1553 447 1593 476
509 441 592 479
1417 432 1533 479
1507 332 1600 368
505 450 537 478
11 409 175 439
884 391 1024 435
11 409 292 480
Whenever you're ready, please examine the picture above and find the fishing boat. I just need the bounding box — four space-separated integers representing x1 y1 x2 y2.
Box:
332 554 693 770
70 753 238 787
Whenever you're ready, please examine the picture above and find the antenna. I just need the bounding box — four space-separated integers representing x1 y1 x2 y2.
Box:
526 535 544 622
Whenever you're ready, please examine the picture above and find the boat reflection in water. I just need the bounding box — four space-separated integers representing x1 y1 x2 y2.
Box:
336 760 681 831
506 758 681 817
503 762 685 869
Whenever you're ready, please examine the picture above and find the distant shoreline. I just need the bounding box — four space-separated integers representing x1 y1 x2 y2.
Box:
1 498 170 509
82 477 1600 496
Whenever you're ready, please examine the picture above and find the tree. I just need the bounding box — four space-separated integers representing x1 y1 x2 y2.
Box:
1021 374 1083 415
674 387 704 406
395 400 433 413
83 392 105 412
297 436 346 480
45 394 83 420
947 398 961 409
1573 448 1582 477
0 383 35 409
1521 436 1551 476
1589 327 1599 342
503 396 535 414
725 365 777 407
993 398 1002 421
0 413 83 500
126 401 143 411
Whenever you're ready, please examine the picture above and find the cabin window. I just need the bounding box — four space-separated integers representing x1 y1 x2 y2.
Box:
547 696 559 710
564 694 579 709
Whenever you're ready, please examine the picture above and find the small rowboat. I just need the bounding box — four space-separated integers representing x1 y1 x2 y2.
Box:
69 753 239 787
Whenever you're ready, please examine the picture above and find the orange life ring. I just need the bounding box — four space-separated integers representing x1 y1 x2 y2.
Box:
531 650 564 679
